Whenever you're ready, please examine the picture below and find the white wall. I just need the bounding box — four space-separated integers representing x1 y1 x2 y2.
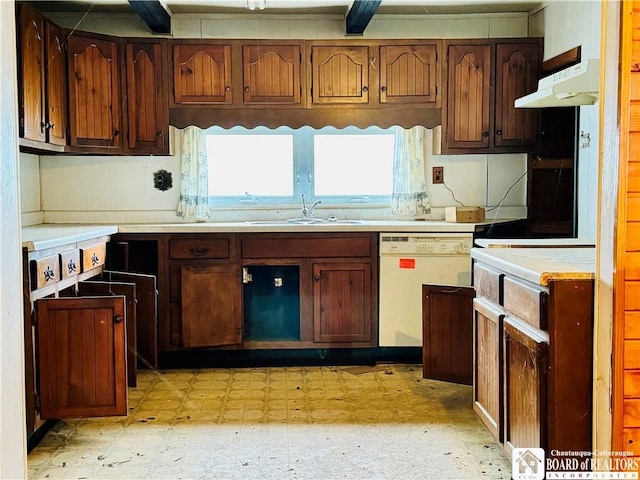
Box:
30 10 530 224
530 1 602 239
1 0 28 477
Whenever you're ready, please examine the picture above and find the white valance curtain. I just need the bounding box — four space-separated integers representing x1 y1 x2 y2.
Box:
177 126 211 221
391 126 431 216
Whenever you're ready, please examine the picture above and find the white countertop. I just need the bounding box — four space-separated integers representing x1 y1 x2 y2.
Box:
474 237 596 248
21 224 118 252
471 247 596 286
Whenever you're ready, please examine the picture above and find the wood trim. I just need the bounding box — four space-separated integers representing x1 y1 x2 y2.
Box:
541 46 581 74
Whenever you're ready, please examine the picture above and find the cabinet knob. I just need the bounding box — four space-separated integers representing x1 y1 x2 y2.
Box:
156 131 163 137
225 86 231 92
380 86 386 92
314 275 321 281
496 130 502 136
113 315 123 324
482 131 489 137
244 86 250 92
362 86 368 93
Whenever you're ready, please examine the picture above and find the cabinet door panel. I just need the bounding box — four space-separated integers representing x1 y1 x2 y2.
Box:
173 44 232 104
445 44 491 149
313 263 371 343
380 44 438 105
45 22 67 147
125 41 169 153
311 46 369 104
36 296 127 419
243 44 301 104
67 35 121 148
181 264 241 348
504 317 548 454
472 297 504 441
494 43 539 148
18 5 45 143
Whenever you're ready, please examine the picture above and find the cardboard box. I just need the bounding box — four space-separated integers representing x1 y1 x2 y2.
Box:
445 206 486 223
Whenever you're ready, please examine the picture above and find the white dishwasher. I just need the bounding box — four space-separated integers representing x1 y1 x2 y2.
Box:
378 232 473 347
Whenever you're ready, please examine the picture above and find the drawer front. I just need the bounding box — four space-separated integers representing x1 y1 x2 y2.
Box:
242 236 372 259
169 238 230 259
81 243 106 272
59 249 80 280
473 262 503 305
30 255 60 290
503 275 548 329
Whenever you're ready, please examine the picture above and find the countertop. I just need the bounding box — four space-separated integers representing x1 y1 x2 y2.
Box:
470 247 596 286
21 219 522 252
474 237 596 248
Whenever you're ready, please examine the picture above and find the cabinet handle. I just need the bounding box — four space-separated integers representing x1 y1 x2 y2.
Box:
482 131 489 137
40 121 46 133
225 86 231 92
46 122 55 130
496 130 502 136
362 86 368 92
113 315 124 324
189 247 209 257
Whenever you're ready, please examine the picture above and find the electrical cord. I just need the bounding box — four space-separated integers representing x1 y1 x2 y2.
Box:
485 170 528 212
443 181 465 206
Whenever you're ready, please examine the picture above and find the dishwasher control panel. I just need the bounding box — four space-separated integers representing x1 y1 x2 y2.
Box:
379 234 472 255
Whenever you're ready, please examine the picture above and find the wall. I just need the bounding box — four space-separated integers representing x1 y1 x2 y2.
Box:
1 0 28 477
529 0 601 239
26 10 531 225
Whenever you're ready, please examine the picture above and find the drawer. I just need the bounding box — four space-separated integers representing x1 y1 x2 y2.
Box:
59 249 80 280
473 262 503 305
503 275 548 330
169 238 230 259
242 236 372 259
81 243 106 272
30 255 60 291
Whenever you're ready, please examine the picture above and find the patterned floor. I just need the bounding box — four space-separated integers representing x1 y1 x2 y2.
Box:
27 364 511 479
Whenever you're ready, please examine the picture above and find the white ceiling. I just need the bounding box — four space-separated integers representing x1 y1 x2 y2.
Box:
30 0 543 16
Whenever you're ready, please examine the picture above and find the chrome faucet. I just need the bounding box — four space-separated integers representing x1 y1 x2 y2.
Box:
300 193 322 219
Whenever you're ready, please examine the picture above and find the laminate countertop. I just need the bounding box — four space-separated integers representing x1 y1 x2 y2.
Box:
21 224 118 252
470 246 596 286
474 237 596 248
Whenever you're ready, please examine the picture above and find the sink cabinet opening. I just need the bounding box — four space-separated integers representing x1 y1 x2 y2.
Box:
243 265 301 342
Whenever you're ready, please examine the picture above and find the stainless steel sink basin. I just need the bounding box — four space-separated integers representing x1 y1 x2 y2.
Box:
247 218 363 225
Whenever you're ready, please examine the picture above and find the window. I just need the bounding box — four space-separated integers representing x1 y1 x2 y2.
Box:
205 126 395 205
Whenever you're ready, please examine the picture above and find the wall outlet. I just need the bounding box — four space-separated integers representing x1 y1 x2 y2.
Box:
432 166 444 184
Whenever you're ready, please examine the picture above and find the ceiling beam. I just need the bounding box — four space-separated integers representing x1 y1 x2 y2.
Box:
345 0 381 35
128 0 171 34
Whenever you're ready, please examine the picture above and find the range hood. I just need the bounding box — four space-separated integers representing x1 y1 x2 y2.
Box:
514 58 600 108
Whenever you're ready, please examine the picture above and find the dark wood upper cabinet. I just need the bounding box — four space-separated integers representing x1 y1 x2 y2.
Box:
36 296 128 419
125 40 169 154
173 44 232 104
379 43 439 105
442 39 541 154
44 21 67 147
67 34 121 149
310 45 370 104
445 43 492 150
242 44 302 105
494 43 540 148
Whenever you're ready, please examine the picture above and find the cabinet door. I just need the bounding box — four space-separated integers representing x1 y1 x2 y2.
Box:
472 297 504 442
422 285 474 385
445 43 491 149
504 316 548 454
67 35 121 148
243 44 301 104
36 296 128 419
125 40 169 154
380 44 438 105
311 46 369 104
44 21 67 147
77 281 137 388
181 264 242 348
173 44 232 104
494 43 539 148
17 4 45 143
313 262 372 343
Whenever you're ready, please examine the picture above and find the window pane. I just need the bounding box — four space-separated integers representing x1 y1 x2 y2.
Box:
206 134 294 196
313 134 394 196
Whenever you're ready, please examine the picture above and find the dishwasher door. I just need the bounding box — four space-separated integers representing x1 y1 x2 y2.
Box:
378 234 472 347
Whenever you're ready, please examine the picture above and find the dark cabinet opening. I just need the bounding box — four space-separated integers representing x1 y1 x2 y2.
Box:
243 265 300 342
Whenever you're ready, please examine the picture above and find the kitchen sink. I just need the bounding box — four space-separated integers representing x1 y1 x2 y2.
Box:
247 218 363 225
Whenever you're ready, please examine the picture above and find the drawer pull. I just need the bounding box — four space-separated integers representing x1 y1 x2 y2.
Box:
189 247 210 257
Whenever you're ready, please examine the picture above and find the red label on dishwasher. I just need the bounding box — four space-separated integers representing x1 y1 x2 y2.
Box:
399 258 416 269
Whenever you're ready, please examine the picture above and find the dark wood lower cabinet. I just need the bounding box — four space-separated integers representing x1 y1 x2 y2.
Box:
422 284 474 385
